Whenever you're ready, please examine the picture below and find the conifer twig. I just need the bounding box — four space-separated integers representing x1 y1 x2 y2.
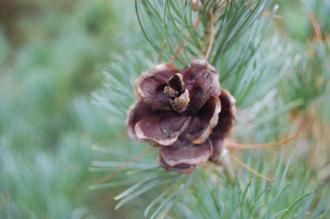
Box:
230 154 274 182
204 12 215 61
308 11 322 41
261 10 282 20
168 17 200 64
226 132 299 149
158 40 168 62
168 37 191 64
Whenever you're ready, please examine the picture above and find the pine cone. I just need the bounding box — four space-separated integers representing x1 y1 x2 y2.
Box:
127 60 236 173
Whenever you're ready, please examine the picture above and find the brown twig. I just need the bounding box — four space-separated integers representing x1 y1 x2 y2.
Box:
168 36 192 65
168 17 200 64
204 12 215 61
230 154 275 182
308 11 322 42
158 40 168 62
261 11 282 20
226 131 299 149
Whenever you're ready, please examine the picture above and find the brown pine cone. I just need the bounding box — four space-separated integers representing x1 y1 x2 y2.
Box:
127 60 236 173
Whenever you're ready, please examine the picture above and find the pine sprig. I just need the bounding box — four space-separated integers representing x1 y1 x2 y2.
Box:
135 0 270 66
90 143 196 218
92 50 157 125
281 41 330 111
93 1 330 218
175 152 330 219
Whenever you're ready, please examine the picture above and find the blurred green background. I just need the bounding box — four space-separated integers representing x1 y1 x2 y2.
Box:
0 0 329 218
0 0 132 218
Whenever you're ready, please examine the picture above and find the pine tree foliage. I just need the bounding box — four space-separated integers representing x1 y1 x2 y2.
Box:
94 0 330 218
282 42 329 111
135 0 268 64
1 0 328 218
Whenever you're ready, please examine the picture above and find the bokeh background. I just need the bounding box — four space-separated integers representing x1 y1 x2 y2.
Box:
0 0 329 218
0 0 134 218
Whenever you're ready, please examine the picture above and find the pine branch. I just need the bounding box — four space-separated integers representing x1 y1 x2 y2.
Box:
93 0 330 218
